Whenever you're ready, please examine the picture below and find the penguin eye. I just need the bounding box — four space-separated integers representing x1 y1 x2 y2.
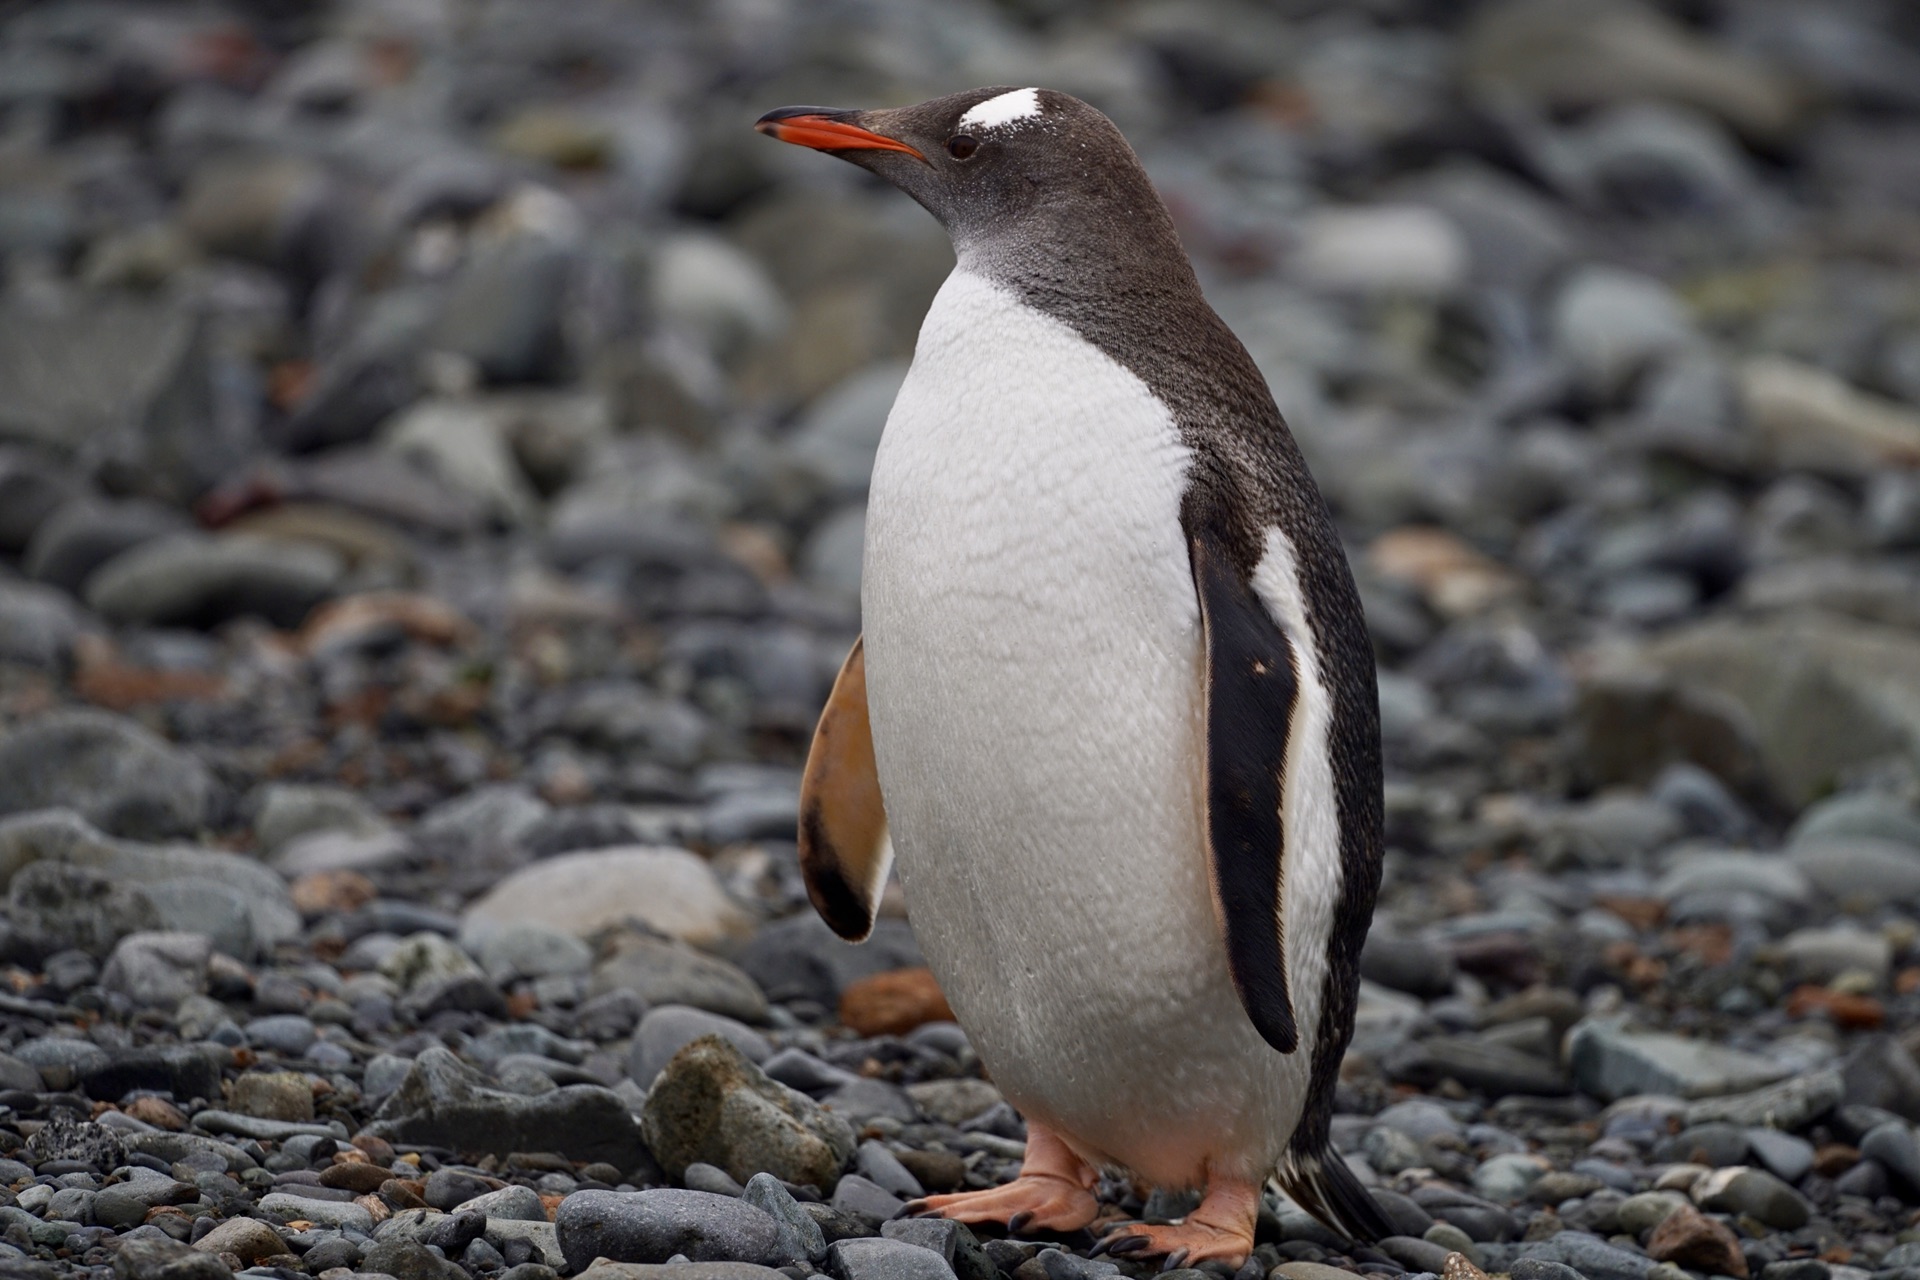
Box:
947 134 980 160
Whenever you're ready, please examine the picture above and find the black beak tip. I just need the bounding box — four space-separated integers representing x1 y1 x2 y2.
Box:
755 104 851 128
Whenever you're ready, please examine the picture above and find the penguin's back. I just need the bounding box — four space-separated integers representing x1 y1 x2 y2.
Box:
860 268 1320 1186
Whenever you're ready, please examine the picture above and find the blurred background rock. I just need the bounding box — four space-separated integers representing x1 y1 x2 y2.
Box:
3 0 1920 1273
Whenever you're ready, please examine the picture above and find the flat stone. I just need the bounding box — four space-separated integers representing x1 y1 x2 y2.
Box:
257 1192 374 1232
589 936 768 1023
85 532 341 630
555 1189 784 1270
369 1046 648 1168
1691 1166 1811 1229
1567 1019 1788 1100
0 712 210 840
1682 1067 1844 1129
462 847 752 946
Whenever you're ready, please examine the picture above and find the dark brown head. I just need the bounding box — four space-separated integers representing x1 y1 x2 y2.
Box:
755 87 1185 279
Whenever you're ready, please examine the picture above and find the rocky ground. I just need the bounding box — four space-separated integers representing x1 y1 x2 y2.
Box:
2 1 1920 1280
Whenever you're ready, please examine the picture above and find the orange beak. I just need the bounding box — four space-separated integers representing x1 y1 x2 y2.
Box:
755 107 927 162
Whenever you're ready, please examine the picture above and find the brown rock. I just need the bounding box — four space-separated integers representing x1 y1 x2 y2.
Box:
194 1217 291 1263
320 1161 393 1193
300 591 473 656
1813 1143 1859 1176
896 1148 967 1193
227 1071 315 1123
1368 526 1524 618
290 869 378 916
1444 1254 1489 1280
1647 1202 1748 1279
352 1134 396 1164
381 1178 429 1209
839 968 954 1036
125 1096 186 1131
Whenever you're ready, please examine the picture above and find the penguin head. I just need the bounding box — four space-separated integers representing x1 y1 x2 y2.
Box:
755 87 1163 260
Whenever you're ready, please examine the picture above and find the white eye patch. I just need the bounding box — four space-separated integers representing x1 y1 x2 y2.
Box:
958 88 1042 131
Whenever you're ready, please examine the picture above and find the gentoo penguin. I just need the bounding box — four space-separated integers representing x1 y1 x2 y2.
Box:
758 87 1390 1265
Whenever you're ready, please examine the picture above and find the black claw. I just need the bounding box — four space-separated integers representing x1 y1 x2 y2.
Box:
1089 1239 1114 1258
1007 1211 1034 1233
1161 1249 1191 1272
1108 1236 1151 1256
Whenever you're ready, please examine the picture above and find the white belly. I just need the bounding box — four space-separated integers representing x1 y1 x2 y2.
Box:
861 269 1310 1186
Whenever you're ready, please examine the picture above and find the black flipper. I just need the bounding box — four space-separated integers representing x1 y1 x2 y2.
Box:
1188 522 1299 1054
1275 1147 1393 1245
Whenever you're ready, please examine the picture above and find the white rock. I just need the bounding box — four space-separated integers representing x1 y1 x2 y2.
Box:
1551 265 1696 395
652 233 788 356
381 398 540 526
1741 356 1920 477
101 931 210 1007
462 846 752 945
1293 205 1468 297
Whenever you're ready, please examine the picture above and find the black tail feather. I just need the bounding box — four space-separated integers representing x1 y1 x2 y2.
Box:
1275 1146 1393 1245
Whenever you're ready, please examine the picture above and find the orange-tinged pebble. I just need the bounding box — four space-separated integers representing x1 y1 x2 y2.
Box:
839 967 956 1036
1898 967 1920 996
540 1193 565 1220
290 870 378 917
1786 985 1885 1030
1813 1144 1859 1176
125 1097 187 1131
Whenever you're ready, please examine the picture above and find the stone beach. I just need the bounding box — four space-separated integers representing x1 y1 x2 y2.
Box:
1 2 1919 1280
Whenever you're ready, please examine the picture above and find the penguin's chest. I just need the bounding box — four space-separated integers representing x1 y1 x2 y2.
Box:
860 271 1252 1135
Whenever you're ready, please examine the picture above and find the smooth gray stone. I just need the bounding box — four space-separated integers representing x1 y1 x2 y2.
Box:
0 710 211 842
256 1192 373 1232
192 1111 341 1142
464 1184 549 1222
1745 1127 1816 1183
629 1006 771 1087
370 1046 648 1169
742 1172 828 1265
856 1141 926 1199
555 1189 783 1270
830 1237 959 1280
1567 1018 1787 1100
832 1173 906 1225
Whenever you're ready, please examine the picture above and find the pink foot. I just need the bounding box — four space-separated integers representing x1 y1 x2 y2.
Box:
1096 1179 1260 1268
906 1123 1099 1233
